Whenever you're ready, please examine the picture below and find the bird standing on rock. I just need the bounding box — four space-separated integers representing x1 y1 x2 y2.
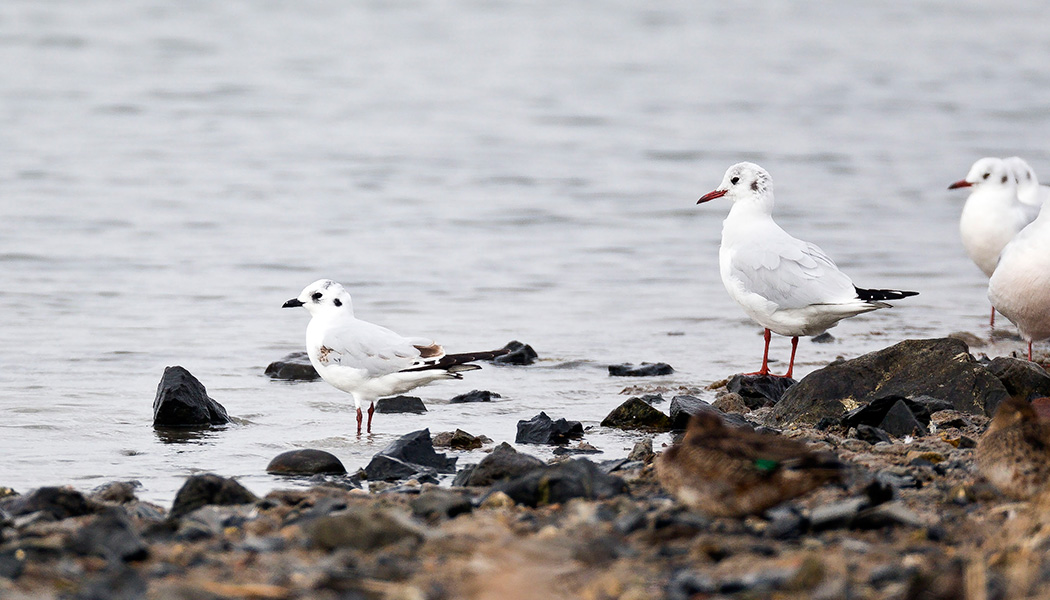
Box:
656 412 843 517
949 157 1037 326
283 279 507 434
976 395 1050 499
697 162 918 378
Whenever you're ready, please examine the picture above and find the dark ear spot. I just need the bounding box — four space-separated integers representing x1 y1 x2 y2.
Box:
1002 175 1008 184
333 298 342 307
751 179 759 191
311 292 323 301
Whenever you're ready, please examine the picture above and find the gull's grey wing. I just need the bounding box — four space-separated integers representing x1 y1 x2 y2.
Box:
726 233 857 310
318 320 443 377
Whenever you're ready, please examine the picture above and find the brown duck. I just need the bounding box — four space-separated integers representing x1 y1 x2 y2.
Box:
977 395 1050 499
656 412 843 517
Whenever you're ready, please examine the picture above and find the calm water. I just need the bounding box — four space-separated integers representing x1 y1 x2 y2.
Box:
1 0 1048 504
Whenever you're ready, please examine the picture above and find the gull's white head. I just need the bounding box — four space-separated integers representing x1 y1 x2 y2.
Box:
948 157 1016 192
283 279 354 316
697 162 773 209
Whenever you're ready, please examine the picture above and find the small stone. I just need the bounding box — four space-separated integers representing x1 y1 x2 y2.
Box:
878 400 927 437
854 424 892 445
264 351 320 381
91 481 140 505
489 458 627 507
0 549 25 579
493 340 538 365
368 429 456 474
669 396 751 430
810 497 867 531
875 468 919 489
930 410 972 429
608 362 674 377
449 390 501 403
852 501 926 529
152 366 231 428
811 332 835 344
905 451 944 464
712 392 750 414
515 412 584 445
600 397 672 431
71 507 149 561
552 442 602 456
448 429 484 450
363 455 438 483
266 449 347 476
626 438 654 463
71 565 148 600
374 396 427 414
727 374 797 408
0 486 95 521
839 439 872 452
410 490 473 522
479 491 515 510
169 474 258 519
308 507 424 551
455 443 545 487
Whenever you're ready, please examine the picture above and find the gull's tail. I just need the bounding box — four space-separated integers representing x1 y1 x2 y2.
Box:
401 346 511 375
854 286 919 302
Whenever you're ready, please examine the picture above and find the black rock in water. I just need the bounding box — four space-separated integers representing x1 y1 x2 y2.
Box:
488 458 628 507
668 396 752 431
515 412 584 445
71 507 149 561
267 449 347 476
771 338 1009 426
169 474 258 519
454 442 545 487
152 366 231 428
727 374 797 408
364 455 438 483
449 389 501 403
0 486 96 521
264 351 320 381
986 357 1050 401
365 429 456 478
493 340 539 365
375 396 427 414
600 397 672 431
608 362 674 377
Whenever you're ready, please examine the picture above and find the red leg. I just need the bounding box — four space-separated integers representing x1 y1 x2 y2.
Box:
990 306 996 328
744 329 773 376
784 336 799 379
367 402 375 433
356 407 363 434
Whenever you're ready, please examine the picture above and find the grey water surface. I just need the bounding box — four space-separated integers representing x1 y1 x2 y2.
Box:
1 0 1048 503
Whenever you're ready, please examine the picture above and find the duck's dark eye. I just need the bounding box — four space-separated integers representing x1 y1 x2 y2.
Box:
311 292 323 301
982 172 990 180
730 176 740 185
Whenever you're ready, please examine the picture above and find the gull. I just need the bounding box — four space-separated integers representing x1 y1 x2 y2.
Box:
949 157 1036 326
1004 156 1050 210
696 162 918 378
283 279 507 434
988 196 1050 361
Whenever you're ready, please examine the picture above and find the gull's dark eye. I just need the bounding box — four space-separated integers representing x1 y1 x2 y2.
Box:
1002 175 1008 183
982 172 990 180
311 292 323 301
730 176 740 185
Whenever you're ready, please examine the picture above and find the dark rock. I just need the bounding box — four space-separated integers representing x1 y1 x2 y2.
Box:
0 486 95 520
772 338 1009 425
877 400 927 437
765 506 808 540
493 340 538 365
410 490 472 522
363 455 438 483
455 442 545 487
986 357 1050 401
811 332 835 344
449 389 501 403
712 392 750 414
669 396 752 430
264 351 319 381
308 507 424 551
71 507 149 561
71 565 148 600
815 417 838 431
552 442 602 456
489 458 627 507
447 429 484 450
608 362 674 377
367 429 456 476
600 397 672 431
727 374 797 408
91 481 140 505
627 438 654 463
0 550 25 579
636 394 666 404
169 474 258 519
267 449 347 476
515 412 584 445
613 509 648 535
374 395 427 414
152 366 231 428
810 497 868 531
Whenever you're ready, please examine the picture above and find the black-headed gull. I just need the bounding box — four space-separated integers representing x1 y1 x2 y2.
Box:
988 199 1050 361
283 279 507 434
949 157 1036 326
697 162 918 378
1004 156 1050 210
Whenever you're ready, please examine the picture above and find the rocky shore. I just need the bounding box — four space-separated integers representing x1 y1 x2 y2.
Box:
5 337 1050 599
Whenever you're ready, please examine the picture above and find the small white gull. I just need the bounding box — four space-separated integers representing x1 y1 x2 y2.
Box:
1004 156 1050 210
949 157 1036 326
988 199 1050 362
697 162 917 378
283 279 506 434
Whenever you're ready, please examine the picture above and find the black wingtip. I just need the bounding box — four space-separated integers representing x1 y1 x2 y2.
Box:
854 286 919 302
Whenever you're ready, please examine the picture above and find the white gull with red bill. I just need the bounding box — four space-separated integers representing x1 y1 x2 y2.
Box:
283 279 506 434
696 162 918 378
